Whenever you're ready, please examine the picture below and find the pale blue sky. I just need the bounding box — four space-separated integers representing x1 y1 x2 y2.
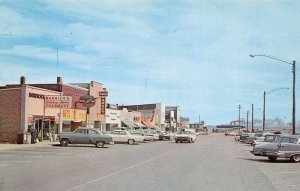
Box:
0 0 299 125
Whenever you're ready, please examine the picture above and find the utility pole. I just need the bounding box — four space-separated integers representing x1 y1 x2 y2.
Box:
292 61 296 135
252 104 254 133
238 105 242 126
263 91 266 131
246 110 249 132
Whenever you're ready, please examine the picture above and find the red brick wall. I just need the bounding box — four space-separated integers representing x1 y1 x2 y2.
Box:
62 85 88 110
0 88 22 143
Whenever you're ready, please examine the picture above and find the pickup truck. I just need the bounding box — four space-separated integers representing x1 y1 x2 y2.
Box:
58 128 114 148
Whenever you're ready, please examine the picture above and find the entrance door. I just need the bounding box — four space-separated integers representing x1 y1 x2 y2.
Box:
34 119 42 141
42 120 51 140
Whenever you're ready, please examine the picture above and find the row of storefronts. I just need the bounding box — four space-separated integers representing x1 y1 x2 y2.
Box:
0 76 184 143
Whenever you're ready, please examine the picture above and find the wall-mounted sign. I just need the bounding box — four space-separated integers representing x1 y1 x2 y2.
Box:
29 92 45 99
79 95 96 108
99 91 108 96
62 109 86 121
100 97 106 114
45 96 72 108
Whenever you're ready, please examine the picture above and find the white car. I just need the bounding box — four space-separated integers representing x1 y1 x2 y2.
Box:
175 131 197 143
109 130 144 144
138 129 160 141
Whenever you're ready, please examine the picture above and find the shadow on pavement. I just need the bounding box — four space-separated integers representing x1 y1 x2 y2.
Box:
238 157 292 163
51 144 110 149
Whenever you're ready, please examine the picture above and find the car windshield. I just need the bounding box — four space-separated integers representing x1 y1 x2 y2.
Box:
264 135 276 142
178 131 191 135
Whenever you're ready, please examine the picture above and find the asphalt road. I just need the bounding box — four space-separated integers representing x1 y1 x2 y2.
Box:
1 134 300 191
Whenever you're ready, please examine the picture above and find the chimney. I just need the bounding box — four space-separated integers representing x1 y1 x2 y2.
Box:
57 77 62 84
20 76 26 85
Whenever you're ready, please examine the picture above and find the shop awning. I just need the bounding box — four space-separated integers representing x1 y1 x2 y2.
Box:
122 121 138 127
142 121 157 129
134 122 146 128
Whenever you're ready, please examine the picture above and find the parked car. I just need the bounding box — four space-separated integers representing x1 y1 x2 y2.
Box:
245 132 264 144
234 132 242 141
156 130 164 141
250 135 300 162
129 130 148 142
252 134 281 147
109 130 144 144
138 129 160 141
175 131 197 143
58 127 114 148
239 133 251 142
162 132 171 140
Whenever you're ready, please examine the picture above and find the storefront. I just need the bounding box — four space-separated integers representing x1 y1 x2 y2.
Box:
62 109 86 132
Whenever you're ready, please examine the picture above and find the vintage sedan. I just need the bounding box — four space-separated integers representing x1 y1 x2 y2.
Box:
245 132 265 145
138 129 160 141
252 134 281 147
129 130 148 142
109 130 144 144
58 128 114 148
175 131 197 143
250 135 300 162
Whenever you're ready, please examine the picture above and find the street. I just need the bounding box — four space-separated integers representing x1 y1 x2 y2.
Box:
1 134 300 191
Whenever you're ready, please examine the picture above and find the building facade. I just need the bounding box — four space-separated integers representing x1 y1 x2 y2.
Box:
0 76 108 143
118 103 165 130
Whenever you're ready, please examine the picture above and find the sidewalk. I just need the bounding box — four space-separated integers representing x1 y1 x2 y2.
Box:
0 141 60 151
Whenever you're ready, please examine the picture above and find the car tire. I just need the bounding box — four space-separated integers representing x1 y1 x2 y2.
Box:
95 141 105 148
189 139 192 143
290 155 300 162
60 139 69 147
175 140 178 143
268 156 277 161
128 139 135 145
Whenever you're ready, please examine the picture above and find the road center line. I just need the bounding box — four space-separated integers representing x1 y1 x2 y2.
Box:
68 149 178 191
275 172 300 174
284 184 300 187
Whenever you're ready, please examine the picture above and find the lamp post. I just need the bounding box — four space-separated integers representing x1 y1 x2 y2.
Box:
250 54 296 134
263 88 289 131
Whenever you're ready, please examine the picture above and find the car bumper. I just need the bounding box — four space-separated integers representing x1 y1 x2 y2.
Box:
175 137 190 141
251 151 293 158
109 141 114 145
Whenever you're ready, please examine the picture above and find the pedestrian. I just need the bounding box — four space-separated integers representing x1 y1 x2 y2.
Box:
31 128 37 144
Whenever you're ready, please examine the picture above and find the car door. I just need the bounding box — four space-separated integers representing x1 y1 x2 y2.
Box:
111 131 121 142
280 138 300 153
119 131 129 142
75 129 90 144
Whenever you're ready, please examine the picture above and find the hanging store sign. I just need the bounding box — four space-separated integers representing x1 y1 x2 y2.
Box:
45 95 72 109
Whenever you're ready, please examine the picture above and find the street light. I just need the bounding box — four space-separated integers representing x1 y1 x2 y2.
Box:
263 88 289 131
250 54 296 134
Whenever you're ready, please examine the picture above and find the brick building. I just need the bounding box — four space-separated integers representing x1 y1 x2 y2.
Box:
0 76 108 143
0 77 61 143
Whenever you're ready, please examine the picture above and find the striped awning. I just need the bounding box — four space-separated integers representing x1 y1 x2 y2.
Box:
122 121 138 127
134 122 146 128
142 121 157 129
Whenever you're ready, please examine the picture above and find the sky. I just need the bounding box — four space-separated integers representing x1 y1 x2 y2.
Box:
0 0 299 126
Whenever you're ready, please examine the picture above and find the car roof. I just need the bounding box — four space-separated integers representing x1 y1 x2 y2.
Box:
279 134 300 139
